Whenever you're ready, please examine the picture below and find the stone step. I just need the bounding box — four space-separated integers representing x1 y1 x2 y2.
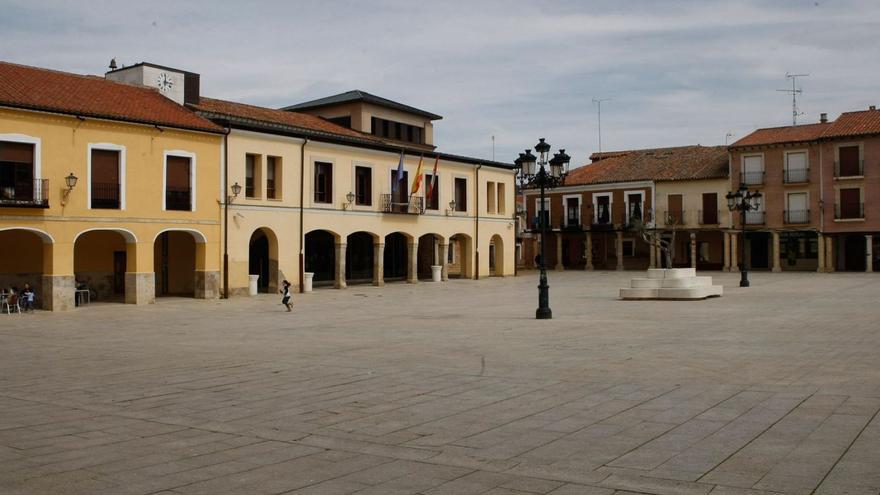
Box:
646 268 696 279
661 276 713 288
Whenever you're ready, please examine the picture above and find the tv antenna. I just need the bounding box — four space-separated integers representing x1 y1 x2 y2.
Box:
777 72 809 125
724 132 735 145
592 97 611 152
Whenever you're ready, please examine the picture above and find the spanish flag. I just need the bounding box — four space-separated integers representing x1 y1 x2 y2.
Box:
410 155 424 195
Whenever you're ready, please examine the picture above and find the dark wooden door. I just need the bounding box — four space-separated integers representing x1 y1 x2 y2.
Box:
667 194 683 223
113 251 126 295
702 193 718 224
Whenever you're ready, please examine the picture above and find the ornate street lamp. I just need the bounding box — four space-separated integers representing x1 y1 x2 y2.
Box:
514 138 570 319
726 184 762 287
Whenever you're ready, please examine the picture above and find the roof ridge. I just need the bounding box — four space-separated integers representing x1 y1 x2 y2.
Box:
0 59 158 93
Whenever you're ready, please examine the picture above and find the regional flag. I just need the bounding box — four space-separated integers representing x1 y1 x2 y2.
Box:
425 155 439 204
392 150 405 193
411 156 424 195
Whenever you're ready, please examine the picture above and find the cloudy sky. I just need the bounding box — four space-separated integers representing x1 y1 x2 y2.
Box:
2 0 878 166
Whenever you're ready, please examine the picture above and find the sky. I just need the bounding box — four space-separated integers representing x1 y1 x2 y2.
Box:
2 0 879 168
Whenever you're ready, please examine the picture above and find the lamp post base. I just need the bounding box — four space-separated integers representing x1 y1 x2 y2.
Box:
536 307 553 319
536 271 552 319
739 271 750 287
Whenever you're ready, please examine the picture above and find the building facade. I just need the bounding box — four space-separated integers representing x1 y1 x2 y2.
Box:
523 145 731 271
729 107 880 272
0 60 515 311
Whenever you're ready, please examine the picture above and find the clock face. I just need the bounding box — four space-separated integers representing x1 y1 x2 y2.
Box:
157 73 173 92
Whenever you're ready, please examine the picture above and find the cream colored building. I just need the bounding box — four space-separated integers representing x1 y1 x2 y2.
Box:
192 95 516 296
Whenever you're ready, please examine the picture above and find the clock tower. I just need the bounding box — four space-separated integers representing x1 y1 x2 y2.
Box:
105 62 200 106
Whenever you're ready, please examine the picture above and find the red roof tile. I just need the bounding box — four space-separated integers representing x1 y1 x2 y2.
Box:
0 61 222 133
565 145 728 186
822 108 880 138
729 122 830 148
190 97 381 141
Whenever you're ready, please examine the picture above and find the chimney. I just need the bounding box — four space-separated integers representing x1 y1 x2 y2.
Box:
870 105 877 111
820 113 828 123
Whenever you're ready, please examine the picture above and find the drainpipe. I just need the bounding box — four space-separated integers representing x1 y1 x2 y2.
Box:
475 164 482 280
818 141 825 233
299 138 309 293
222 125 230 298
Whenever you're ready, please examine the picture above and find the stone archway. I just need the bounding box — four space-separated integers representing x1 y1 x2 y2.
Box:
490 234 505 276
448 233 473 279
384 232 410 282
305 230 337 286
249 228 279 293
346 231 377 285
74 229 137 304
0 228 52 309
417 233 444 280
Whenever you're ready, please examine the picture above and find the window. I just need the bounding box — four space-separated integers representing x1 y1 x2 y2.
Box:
595 195 611 224
497 183 506 215
534 198 550 229
0 141 35 204
355 166 372 205
784 151 808 183
622 239 635 257
667 194 683 224
314 162 332 203
327 116 351 128
626 192 643 222
786 192 808 223
742 155 764 185
165 155 192 211
425 173 439 210
266 156 278 199
565 197 580 226
454 177 467 211
487 181 496 214
701 193 718 224
837 145 862 177
90 149 120 209
245 154 257 198
370 117 424 144
837 188 862 219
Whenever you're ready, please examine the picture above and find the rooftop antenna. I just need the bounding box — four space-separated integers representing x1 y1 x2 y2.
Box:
724 132 734 145
592 97 611 152
491 135 495 161
777 72 809 125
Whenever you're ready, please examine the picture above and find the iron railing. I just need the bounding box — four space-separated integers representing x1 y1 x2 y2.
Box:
835 203 864 220
699 209 720 225
593 205 612 226
165 187 192 211
744 211 765 225
0 179 48 208
784 209 810 224
661 210 685 225
741 171 765 185
783 167 809 183
380 194 423 214
91 182 120 209
834 160 864 178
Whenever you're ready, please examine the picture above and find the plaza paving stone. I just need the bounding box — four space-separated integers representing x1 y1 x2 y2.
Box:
1 270 879 495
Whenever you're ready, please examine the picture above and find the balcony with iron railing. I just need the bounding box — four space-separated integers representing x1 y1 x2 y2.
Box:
380 194 423 214
625 204 647 225
741 171 765 185
834 160 864 178
744 211 765 225
91 182 120 209
660 210 685 226
784 209 810 224
699 209 721 225
783 167 809 184
165 187 192 211
0 179 49 208
563 211 582 230
835 203 864 220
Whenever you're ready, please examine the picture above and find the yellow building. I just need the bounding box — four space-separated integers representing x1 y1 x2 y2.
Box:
0 61 223 310
1 61 515 310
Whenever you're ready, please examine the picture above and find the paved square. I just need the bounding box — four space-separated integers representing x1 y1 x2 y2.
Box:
2 271 880 495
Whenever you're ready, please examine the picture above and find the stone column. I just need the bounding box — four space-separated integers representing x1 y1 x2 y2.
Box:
730 233 738 272
816 233 825 273
407 240 418 283
125 241 156 304
585 232 594 270
439 243 449 281
690 232 697 269
723 232 731 271
772 231 782 272
555 233 564 271
866 235 874 273
825 235 835 272
373 242 384 286
616 231 624 271
649 236 656 269
335 242 347 289
41 242 75 311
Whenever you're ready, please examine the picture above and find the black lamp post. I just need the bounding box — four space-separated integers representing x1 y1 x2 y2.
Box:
514 138 570 319
726 184 762 287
